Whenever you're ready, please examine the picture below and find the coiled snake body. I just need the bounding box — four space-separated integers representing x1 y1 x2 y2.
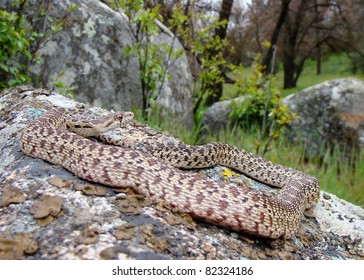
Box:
20 109 320 239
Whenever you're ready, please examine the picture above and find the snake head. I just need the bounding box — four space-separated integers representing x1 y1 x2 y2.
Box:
115 112 134 128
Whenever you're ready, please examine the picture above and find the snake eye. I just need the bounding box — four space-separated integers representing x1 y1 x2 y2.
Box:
114 113 123 121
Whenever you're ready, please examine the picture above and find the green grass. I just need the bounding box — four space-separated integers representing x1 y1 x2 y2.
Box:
267 138 364 207
225 53 364 98
266 53 364 206
277 53 364 96
315 149 364 206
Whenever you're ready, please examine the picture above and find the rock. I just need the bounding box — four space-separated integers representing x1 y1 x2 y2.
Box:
0 0 193 128
282 78 364 159
151 21 193 128
0 232 38 259
1 86 364 260
201 96 246 133
29 195 63 219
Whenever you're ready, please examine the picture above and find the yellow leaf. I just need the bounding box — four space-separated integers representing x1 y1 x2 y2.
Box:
263 40 271 48
222 169 234 177
221 169 240 182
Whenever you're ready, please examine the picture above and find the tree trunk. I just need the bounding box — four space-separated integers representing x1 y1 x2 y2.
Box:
315 1 321 75
205 0 234 107
283 29 297 89
282 0 309 89
283 54 296 88
295 58 305 85
215 0 234 40
261 0 292 73
316 45 321 75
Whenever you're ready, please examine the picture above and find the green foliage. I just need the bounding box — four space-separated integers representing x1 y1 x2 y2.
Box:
173 6 231 113
49 72 75 99
349 53 364 74
0 1 77 93
228 56 296 155
316 148 364 206
113 0 183 121
110 2 234 124
229 61 266 124
0 9 31 90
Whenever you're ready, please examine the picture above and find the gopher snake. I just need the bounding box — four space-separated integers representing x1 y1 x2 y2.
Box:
20 109 320 239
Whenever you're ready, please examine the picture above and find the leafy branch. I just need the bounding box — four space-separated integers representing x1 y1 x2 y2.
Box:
229 49 296 156
0 0 77 92
112 0 183 121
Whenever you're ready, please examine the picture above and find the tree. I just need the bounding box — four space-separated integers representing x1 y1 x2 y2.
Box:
332 0 364 73
281 0 312 88
245 0 363 89
260 0 291 73
281 0 356 88
0 0 77 92
203 0 234 107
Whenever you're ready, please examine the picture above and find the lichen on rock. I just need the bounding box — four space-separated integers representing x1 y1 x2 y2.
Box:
29 195 63 219
0 232 38 260
73 183 107 196
0 185 26 207
113 194 152 215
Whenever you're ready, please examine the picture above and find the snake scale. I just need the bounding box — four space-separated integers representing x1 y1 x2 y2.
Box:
20 108 320 239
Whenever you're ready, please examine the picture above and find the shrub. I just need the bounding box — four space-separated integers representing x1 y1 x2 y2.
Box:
0 9 31 90
229 56 296 155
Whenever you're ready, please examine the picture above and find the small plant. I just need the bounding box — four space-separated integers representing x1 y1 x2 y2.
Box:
49 72 75 99
229 53 296 155
111 0 183 121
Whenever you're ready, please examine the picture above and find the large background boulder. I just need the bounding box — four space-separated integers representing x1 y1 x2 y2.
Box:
282 78 364 160
201 97 246 133
202 78 364 163
1 0 193 128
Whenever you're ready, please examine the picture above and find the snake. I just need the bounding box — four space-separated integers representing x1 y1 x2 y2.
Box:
20 108 320 239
